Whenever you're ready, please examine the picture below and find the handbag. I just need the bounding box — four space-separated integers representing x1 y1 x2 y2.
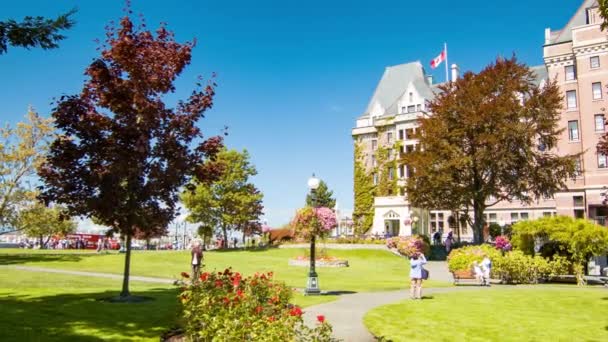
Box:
421 267 430 280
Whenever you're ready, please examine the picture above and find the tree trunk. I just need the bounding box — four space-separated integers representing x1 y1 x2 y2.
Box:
222 225 228 249
120 234 132 298
39 235 44 249
473 200 485 244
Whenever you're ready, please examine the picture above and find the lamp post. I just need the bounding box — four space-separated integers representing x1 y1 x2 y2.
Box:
306 173 321 295
412 215 419 235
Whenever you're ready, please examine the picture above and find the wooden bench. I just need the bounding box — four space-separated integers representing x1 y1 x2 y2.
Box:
452 270 482 285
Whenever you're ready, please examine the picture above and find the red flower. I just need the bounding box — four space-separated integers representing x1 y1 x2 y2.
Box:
236 289 244 297
232 275 241 287
316 315 325 323
181 272 190 278
215 280 223 288
200 272 209 281
223 297 230 305
289 306 303 317
255 306 263 314
268 316 275 322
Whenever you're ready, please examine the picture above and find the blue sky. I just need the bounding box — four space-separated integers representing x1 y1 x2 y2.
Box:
0 0 581 227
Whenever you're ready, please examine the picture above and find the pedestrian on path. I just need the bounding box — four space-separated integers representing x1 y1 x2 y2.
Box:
409 252 427 299
191 239 203 281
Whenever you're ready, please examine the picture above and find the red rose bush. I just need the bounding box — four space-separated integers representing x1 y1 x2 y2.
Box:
178 269 333 341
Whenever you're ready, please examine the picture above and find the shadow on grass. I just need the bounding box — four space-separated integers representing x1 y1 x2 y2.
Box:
0 287 180 342
0 253 94 265
322 290 357 296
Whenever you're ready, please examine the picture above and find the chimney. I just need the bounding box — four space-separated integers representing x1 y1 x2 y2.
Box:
426 75 433 85
545 28 551 44
451 64 460 82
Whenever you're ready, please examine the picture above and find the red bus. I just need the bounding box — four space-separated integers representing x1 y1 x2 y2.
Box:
64 233 120 250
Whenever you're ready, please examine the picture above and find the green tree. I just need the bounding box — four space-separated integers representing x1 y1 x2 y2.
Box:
0 9 76 54
403 57 577 244
182 149 264 248
0 109 54 231
511 216 608 285
305 180 336 208
16 201 76 248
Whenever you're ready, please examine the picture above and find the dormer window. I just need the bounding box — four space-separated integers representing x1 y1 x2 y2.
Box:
409 92 413 102
407 105 416 113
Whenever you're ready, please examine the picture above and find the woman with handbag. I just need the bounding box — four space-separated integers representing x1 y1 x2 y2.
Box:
409 252 427 300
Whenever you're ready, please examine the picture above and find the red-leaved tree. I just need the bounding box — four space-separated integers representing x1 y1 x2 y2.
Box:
38 11 223 299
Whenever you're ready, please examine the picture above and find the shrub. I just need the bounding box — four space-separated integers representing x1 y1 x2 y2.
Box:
447 244 501 273
178 269 333 341
492 251 572 284
386 235 430 258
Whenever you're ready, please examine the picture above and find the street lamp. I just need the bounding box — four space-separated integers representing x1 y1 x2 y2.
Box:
412 215 419 235
305 173 321 295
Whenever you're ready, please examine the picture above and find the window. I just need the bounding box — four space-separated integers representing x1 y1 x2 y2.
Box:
371 155 377 167
387 132 393 144
388 167 395 180
398 164 405 178
542 211 553 217
568 120 579 141
520 212 529 220
371 139 377 150
599 153 607 168
430 212 445 232
565 65 576 81
595 114 605 132
401 106 406 113
399 145 404 154
416 104 421 111
573 196 584 207
593 82 603 99
510 212 519 224
405 165 412 178
574 209 585 219
398 129 404 140
574 158 582 176
590 56 600 69
405 128 414 139
406 145 415 153
409 92 413 102
373 173 378 185
399 188 405 196
407 105 416 113
566 90 577 109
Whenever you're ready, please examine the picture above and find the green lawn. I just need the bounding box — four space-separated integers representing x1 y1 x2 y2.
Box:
364 287 608 342
0 247 449 292
0 268 334 341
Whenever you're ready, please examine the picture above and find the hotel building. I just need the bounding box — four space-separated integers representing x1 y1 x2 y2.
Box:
352 0 608 241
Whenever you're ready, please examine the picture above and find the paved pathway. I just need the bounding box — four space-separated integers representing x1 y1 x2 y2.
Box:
7 265 175 284
302 286 486 342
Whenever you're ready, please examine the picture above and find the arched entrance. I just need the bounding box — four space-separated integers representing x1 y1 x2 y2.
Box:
383 210 400 236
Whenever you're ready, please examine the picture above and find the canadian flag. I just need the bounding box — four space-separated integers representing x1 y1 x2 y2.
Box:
430 49 446 69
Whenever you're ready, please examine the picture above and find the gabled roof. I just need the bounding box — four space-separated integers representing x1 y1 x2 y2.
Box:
360 61 437 118
547 0 598 45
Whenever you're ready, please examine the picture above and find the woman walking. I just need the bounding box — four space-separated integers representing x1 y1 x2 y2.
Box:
409 252 427 300
191 240 203 280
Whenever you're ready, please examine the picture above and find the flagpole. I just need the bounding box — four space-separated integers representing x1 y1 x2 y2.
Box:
444 42 449 83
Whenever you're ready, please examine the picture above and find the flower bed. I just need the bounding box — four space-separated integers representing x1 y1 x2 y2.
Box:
177 269 333 341
386 235 430 258
289 256 349 268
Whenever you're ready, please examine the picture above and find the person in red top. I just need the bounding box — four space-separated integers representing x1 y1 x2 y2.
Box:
191 240 203 280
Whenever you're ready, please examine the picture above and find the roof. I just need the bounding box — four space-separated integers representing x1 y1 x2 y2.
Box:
546 0 598 45
360 61 436 118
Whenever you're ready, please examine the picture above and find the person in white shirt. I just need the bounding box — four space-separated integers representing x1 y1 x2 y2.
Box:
473 261 484 285
481 256 492 286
